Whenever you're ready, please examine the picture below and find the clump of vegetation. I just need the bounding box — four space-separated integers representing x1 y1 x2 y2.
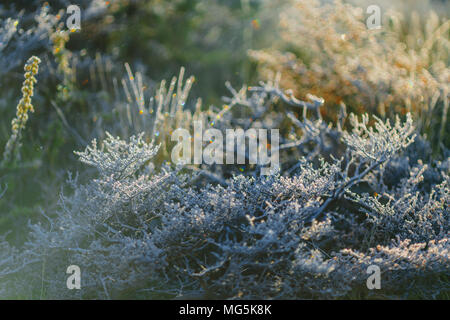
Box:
250 0 449 150
0 0 448 300
1 77 448 299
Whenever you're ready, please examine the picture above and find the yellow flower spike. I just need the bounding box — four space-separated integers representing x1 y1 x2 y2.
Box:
1 56 41 166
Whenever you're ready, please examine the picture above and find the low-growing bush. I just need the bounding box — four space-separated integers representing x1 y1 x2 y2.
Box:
1 78 447 299
0 0 448 301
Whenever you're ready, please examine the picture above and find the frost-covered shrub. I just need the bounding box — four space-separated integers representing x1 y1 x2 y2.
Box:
347 162 449 245
335 238 449 298
2 85 447 298
0 1 448 298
